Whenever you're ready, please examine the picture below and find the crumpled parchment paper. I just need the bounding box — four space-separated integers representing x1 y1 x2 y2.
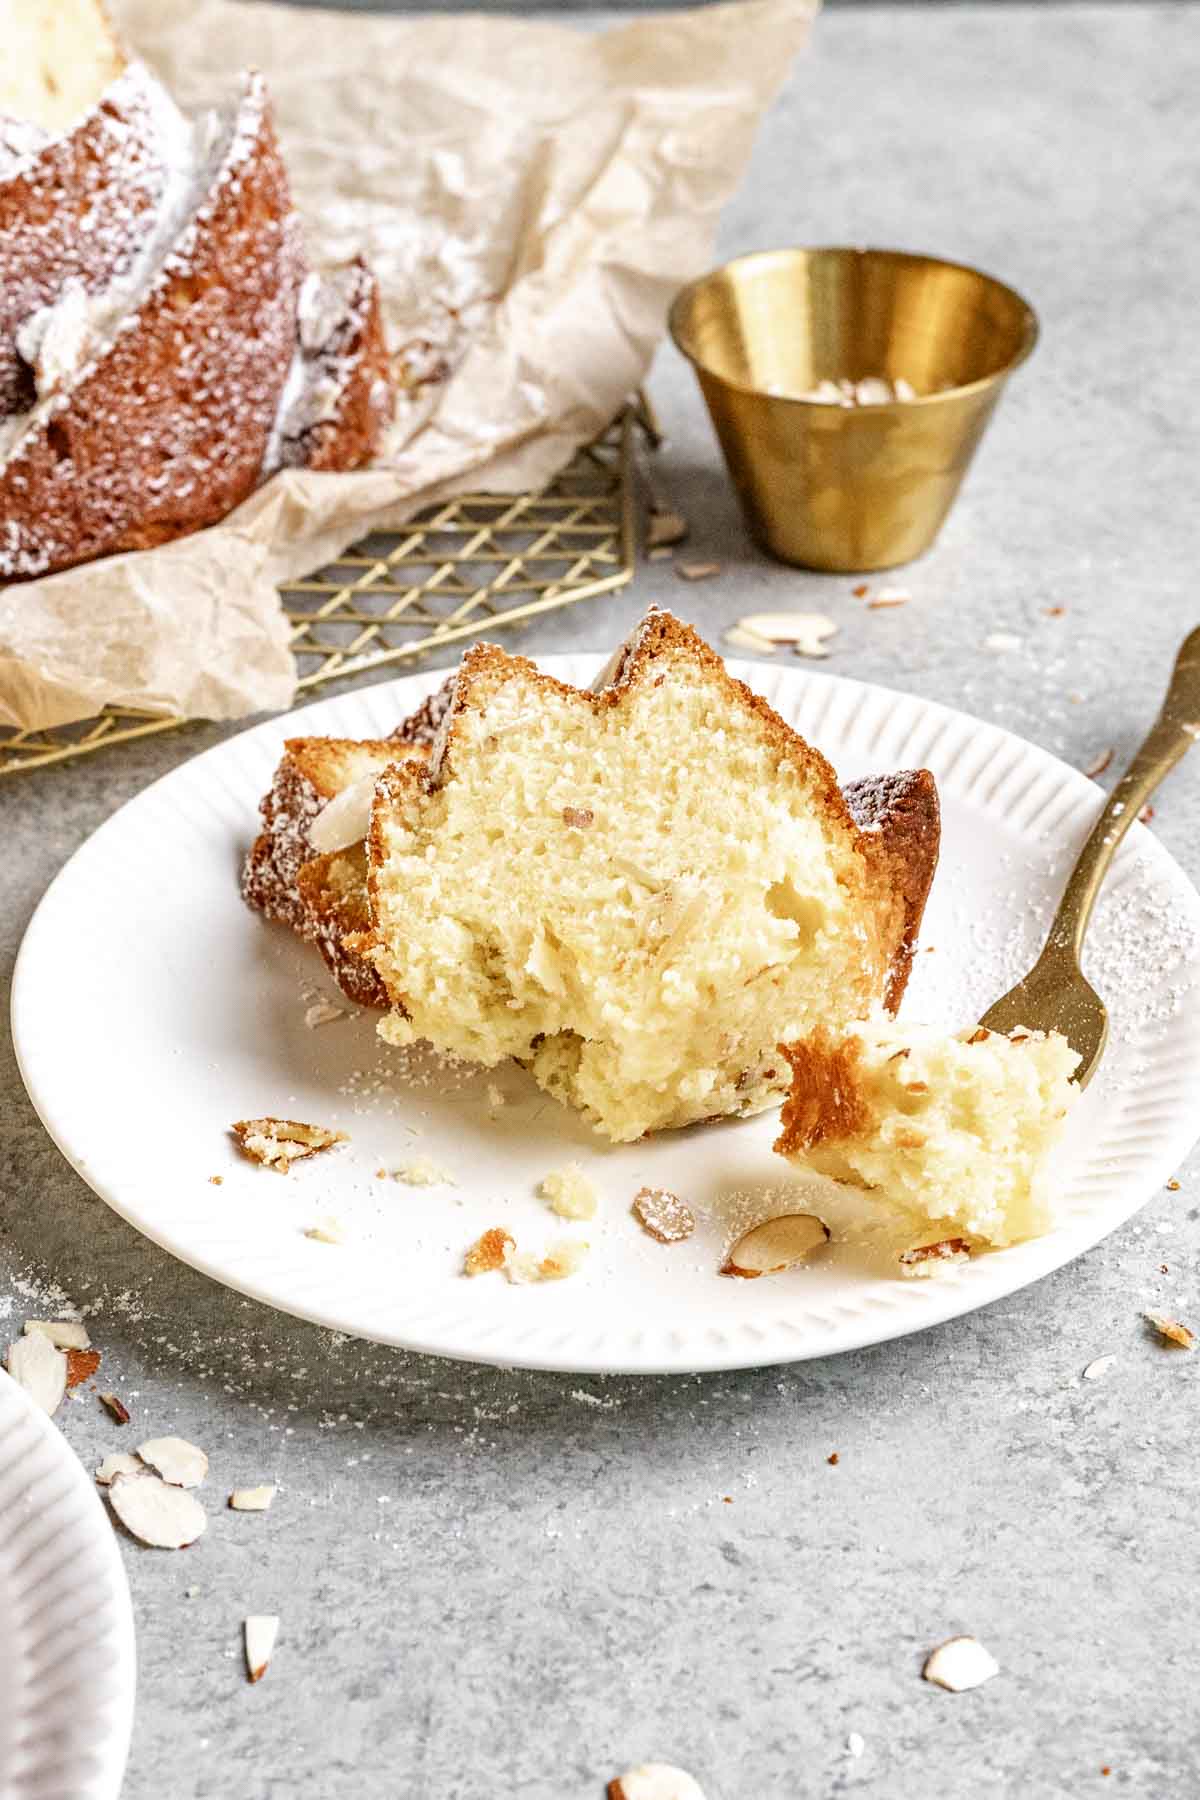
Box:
0 0 816 732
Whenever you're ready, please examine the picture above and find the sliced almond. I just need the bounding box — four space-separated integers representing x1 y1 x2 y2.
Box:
867 587 911 609
231 1117 348 1172
96 1452 144 1486
6 1332 67 1417
138 1436 209 1488
464 1227 515 1276
308 770 376 855
562 806 595 829
245 1614 280 1684
108 1471 206 1549
675 560 721 582
922 1635 1000 1692
1145 1312 1195 1349
65 1347 101 1388
725 627 780 660
99 1391 131 1425
632 1187 695 1244
735 611 837 659
1084 747 1114 779
1082 1355 1116 1381
23 1319 91 1350
608 1766 707 1800
646 508 688 550
898 1238 970 1269
720 1213 830 1278
229 1485 276 1512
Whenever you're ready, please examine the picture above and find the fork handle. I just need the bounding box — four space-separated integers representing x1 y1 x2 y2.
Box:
1048 625 1200 962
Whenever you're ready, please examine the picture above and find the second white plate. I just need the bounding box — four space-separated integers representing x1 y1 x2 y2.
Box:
0 1370 135 1800
13 655 1200 1371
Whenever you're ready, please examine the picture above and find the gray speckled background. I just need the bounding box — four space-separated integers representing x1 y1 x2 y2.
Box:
4 6 1200 1797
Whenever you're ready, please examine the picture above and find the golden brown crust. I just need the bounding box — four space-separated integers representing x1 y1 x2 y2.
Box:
0 72 304 580
295 845 389 1009
843 768 941 1012
774 1029 874 1157
241 735 422 954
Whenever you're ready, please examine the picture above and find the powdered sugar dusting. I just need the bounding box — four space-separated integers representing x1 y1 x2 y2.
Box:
0 69 304 578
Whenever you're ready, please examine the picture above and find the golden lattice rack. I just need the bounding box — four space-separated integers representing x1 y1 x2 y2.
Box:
0 400 655 778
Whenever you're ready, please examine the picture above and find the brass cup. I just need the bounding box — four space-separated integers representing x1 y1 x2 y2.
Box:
669 247 1038 573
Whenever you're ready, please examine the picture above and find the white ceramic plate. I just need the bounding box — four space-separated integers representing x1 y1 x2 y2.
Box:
0 1370 135 1800
13 656 1200 1373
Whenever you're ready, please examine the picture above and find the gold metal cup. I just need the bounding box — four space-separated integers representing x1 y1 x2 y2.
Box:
669 247 1038 572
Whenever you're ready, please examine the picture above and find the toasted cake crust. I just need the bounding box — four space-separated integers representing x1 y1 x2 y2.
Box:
274 260 393 474
843 769 940 1012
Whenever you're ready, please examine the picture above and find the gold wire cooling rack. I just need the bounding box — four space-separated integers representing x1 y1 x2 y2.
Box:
0 399 656 779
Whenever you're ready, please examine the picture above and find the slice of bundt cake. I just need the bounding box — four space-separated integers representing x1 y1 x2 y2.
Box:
0 0 124 134
0 62 187 414
775 1021 1081 1248
0 70 303 579
362 610 941 1142
0 64 395 582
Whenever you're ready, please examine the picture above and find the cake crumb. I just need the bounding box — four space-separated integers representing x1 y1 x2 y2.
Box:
464 1228 514 1276
503 1237 589 1284
394 1157 455 1187
539 1164 597 1220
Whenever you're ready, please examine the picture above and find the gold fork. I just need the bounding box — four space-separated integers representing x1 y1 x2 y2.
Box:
978 625 1200 1086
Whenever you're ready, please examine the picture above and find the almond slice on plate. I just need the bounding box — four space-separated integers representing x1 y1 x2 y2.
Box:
231 1117 347 1172
632 1187 695 1244
720 1213 830 1278
108 1472 207 1549
245 1614 280 1683
23 1319 91 1350
922 1635 999 1692
99 1391 131 1424
608 1765 707 1800
6 1331 67 1417
137 1436 209 1488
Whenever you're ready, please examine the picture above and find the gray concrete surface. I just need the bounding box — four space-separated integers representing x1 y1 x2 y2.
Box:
4 6 1199 1796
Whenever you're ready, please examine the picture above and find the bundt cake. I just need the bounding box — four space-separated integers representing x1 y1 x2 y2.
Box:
0 60 394 581
0 0 124 134
360 610 941 1142
775 1021 1081 1247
